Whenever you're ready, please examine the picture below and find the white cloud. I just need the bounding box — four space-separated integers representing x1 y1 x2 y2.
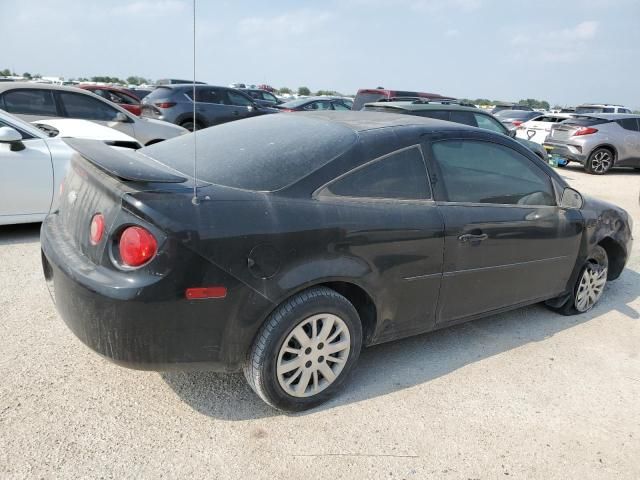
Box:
113 0 187 16
510 20 599 63
238 10 331 40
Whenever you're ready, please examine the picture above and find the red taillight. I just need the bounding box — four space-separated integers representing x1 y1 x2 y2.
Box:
512 120 523 127
89 213 105 245
119 226 157 267
185 287 227 300
280 108 295 112
573 127 598 136
154 102 176 109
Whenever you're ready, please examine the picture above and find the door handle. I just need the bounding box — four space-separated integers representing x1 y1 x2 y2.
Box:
458 233 488 243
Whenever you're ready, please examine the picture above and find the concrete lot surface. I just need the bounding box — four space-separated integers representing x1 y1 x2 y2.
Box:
1 165 639 479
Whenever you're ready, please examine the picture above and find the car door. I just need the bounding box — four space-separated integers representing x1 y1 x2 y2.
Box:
315 142 444 337
0 124 53 221
614 118 640 166
426 134 582 324
225 90 257 120
55 91 136 137
0 88 59 122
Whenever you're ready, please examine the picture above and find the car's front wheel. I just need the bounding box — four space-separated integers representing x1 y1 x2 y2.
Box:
244 287 362 411
548 246 608 315
585 148 614 174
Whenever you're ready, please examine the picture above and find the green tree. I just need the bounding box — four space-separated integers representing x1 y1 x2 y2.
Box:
22 72 32 80
316 89 339 96
298 86 311 96
278 87 292 95
0 69 11 77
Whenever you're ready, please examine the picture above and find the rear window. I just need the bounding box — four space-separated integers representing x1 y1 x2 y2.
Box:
143 87 173 102
141 114 358 191
563 117 609 127
2 89 57 116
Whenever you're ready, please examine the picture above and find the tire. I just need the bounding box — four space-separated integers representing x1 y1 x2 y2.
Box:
243 287 363 411
179 120 204 132
585 148 614 175
547 246 608 315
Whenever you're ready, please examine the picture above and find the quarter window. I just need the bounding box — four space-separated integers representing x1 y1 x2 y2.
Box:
617 118 640 131
474 113 507 134
431 140 555 206
58 92 121 121
2 89 57 116
319 146 430 200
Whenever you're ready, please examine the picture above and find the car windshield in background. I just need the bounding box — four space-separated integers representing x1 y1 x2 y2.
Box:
495 110 538 120
575 107 614 114
279 98 315 108
140 114 357 191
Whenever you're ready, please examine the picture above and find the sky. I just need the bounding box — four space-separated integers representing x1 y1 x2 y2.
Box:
1 0 639 108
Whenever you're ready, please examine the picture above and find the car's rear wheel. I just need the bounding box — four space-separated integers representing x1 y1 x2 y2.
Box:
244 287 362 411
547 246 608 315
180 120 204 132
585 148 614 175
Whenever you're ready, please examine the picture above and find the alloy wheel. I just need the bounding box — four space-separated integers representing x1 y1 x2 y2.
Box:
590 151 612 173
276 313 351 398
575 263 607 312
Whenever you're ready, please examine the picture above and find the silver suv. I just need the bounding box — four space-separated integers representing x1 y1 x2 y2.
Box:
544 114 640 174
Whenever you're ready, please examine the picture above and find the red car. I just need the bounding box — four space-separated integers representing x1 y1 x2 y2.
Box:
79 85 142 116
352 88 454 111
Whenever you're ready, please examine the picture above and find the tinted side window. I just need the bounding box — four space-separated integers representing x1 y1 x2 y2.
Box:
304 101 332 111
415 110 449 121
320 146 430 200
2 89 57 116
617 118 640 132
450 111 478 127
333 101 351 111
58 92 120 121
227 91 253 107
432 140 555 206
474 113 506 134
191 88 223 104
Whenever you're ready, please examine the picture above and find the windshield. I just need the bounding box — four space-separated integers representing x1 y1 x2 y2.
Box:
141 114 358 191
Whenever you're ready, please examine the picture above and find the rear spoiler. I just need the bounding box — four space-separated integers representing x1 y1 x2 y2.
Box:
63 138 187 183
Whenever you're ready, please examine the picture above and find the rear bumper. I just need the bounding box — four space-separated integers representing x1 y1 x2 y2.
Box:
543 142 587 164
40 215 274 372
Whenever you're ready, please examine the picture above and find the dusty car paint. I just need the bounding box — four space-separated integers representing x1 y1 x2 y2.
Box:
40 113 633 371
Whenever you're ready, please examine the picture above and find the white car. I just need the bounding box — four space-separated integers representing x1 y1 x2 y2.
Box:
0 110 137 225
0 83 188 146
515 113 573 145
31 118 142 149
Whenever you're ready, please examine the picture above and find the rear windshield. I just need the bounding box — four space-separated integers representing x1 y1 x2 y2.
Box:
140 114 358 191
142 87 173 101
562 117 609 127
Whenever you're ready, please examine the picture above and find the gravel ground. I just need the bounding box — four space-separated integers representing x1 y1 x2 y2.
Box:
1 165 639 479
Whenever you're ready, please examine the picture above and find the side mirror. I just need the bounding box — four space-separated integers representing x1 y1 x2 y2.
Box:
560 187 583 209
115 112 129 122
0 126 25 151
508 128 516 138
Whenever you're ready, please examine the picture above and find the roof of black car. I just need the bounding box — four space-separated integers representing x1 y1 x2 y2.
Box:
299 111 470 132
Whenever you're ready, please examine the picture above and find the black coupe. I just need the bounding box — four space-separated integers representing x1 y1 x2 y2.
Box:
41 112 633 411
